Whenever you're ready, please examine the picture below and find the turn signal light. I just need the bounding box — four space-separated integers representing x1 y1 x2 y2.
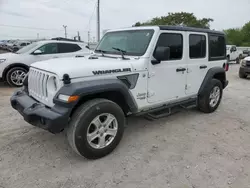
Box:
58 94 79 103
68 95 79 103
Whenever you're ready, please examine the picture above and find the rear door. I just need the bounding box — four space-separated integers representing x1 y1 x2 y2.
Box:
185 32 208 95
186 33 226 95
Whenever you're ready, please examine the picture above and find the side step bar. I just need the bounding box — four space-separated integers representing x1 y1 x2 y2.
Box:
143 98 197 120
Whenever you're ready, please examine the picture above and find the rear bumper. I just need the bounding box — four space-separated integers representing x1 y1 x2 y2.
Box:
239 66 250 74
10 90 70 134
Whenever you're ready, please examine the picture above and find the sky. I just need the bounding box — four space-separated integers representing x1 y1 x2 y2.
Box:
0 0 249 41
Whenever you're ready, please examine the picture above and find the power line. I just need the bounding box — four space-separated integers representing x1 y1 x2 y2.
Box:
0 24 91 33
85 1 98 31
0 24 63 32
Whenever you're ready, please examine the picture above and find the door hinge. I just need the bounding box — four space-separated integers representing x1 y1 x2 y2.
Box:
185 84 191 90
147 91 155 98
148 72 155 78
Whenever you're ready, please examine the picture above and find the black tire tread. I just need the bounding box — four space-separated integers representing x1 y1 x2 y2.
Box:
198 79 223 113
66 98 124 159
6 66 28 87
239 71 247 78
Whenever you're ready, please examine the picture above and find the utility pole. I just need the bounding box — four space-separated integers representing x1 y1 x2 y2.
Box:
77 31 81 41
37 33 39 39
96 0 100 42
88 31 90 45
63 25 67 38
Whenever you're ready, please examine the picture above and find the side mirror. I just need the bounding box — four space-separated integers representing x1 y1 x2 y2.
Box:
85 45 90 49
33 50 42 55
152 46 170 64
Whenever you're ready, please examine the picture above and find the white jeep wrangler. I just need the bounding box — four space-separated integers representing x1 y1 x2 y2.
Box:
11 26 229 159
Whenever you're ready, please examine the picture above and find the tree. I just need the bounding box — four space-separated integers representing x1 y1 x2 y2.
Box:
241 21 250 46
224 21 250 46
224 28 244 46
133 12 214 29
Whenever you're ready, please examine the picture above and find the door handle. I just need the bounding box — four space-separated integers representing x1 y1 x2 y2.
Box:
176 68 186 72
200 65 207 69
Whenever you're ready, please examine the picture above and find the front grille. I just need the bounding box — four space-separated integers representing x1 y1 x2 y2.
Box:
246 61 250 67
28 68 55 107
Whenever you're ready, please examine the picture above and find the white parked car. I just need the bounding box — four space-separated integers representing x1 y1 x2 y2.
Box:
0 40 92 86
226 45 242 64
11 26 228 159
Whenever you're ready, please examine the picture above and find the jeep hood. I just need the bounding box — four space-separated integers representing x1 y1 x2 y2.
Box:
31 56 136 79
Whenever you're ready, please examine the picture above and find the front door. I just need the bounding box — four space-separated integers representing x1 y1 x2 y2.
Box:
30 43 59 63
147 31 187 104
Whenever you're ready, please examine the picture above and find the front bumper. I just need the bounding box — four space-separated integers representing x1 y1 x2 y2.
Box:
10 90 70 134
239 66 250 74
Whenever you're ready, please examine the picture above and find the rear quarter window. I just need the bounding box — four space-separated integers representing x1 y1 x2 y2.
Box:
58 43 82 53
209 35 226 61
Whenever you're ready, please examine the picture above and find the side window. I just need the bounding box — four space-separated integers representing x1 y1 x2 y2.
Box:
155 33 183 60
231 46 236 52
58 43 82 53
20 43 26 47
209 35 226 60
36 43 58 54
189 34 206 59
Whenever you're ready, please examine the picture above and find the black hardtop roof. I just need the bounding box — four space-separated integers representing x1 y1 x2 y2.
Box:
158 25 224 35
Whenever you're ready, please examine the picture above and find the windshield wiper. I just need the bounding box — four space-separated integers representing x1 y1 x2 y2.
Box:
95 49 106 56
112 47 129 60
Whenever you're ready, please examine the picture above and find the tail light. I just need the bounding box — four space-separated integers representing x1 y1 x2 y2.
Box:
223 63 229 71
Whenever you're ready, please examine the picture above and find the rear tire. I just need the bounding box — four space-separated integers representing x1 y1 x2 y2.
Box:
198 79 223 113
67 99 125 159
6 67 28 87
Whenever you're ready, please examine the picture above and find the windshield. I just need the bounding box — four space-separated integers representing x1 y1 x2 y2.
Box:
16 42 40 54
95 30 154 56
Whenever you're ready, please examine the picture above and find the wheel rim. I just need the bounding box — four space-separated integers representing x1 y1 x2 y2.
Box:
209 86 221 108
87 113 118 149
10 70 26 86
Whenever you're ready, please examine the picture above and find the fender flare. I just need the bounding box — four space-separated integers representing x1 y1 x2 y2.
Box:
53 79 138 113
2 63 30 80
198 67 227 95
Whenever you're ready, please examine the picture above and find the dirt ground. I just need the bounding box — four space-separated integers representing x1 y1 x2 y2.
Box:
0 64 250 188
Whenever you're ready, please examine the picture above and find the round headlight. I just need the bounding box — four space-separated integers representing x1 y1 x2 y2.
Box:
241 60 246 66
47 76 58 92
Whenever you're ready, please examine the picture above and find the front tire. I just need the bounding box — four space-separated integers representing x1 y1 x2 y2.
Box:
198 79 223 113
239 71 247 78
6 67 28 87
67 99 125 159
236 57 240 64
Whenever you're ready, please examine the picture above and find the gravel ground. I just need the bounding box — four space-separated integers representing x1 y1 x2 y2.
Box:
0 64 250 188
